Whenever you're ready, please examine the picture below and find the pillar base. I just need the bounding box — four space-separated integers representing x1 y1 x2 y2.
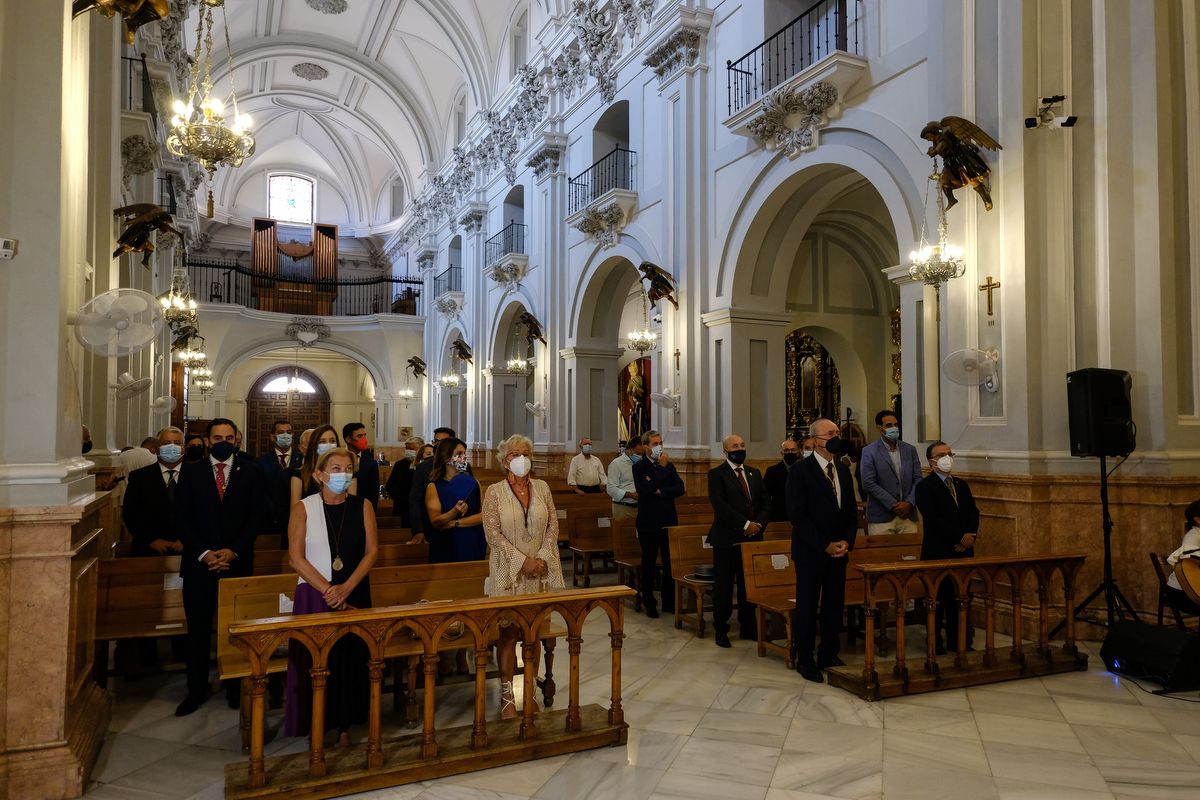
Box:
1 682 110 800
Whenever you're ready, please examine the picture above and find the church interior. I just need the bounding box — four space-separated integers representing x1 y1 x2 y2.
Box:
2 1 1200 798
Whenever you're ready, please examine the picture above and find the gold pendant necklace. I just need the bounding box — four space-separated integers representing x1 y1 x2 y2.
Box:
326 499 348 572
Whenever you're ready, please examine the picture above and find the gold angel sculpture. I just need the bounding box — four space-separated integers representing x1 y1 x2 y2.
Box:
518 312 547 347
72 1 169 45
920 116 1002 211
406 356 427 379
113 204 183 267
450 338 473 365
638 261 679 310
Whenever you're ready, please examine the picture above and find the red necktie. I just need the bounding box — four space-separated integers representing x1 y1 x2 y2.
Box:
735 467 752 516
215 462 227 500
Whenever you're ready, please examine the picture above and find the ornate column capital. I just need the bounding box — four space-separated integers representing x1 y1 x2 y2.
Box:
526 133 569 182
457 202 488 236
642 8 713 89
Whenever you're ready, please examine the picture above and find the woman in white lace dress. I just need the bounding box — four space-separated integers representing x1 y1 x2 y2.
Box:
481 434 564 719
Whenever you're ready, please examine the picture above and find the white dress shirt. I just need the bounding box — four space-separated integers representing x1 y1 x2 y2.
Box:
567 453 607 487
1167 526 1200 591
812 451 841 507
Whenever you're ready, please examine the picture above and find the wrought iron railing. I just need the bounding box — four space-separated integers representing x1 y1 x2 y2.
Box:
158 175 177 215
568 146 637 215
121 53 158 130
433 266 462 297
726 0 862 115
186 258 423 316
484 222 527 265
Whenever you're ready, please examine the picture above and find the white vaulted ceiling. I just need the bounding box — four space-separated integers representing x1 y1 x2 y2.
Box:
197 0 544 235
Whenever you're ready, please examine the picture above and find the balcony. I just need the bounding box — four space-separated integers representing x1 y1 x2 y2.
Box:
158 174 177 215
433 266 462 297
187 258 423 317
724 0 866 156
566 147 638 249
484 222 529 288
121 53 159 131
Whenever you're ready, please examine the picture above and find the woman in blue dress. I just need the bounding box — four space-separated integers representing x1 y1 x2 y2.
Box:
424 437 486 562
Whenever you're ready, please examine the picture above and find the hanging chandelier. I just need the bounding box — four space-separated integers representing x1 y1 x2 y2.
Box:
190 364 212 380
398 387 415 402
166 0 254 218
626 292 658 354
908 174 965 287
506 357 530 374
440 373 461 388
177 335 207 366
157 264 198 332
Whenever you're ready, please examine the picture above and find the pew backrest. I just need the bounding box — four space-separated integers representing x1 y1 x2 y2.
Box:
667 524 716 578
96 555 186 639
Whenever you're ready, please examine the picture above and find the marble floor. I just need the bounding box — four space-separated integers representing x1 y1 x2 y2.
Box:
85 591 1200 800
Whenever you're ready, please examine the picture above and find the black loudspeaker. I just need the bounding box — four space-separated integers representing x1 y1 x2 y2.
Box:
1100 620 1200 692
1066 368 1136 457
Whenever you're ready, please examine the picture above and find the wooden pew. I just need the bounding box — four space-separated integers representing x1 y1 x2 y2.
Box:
567 508 613 587
94 554 185 686
251 542 430 575
741 541 797 667
611 516 642 610
666 524 717 637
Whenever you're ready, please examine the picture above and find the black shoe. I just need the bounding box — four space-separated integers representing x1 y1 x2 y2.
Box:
645 606 660 619
818 655 846 669
715 633 732 648
175 693 208 717
796 662 824 683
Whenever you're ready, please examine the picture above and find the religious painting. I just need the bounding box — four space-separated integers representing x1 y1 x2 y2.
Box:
617 358 651 443
785 330 841 441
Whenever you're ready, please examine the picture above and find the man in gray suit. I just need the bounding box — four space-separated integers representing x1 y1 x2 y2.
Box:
858 410 922 535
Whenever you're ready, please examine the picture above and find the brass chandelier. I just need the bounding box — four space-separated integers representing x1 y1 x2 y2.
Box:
166 0 254 218
908 173 965 287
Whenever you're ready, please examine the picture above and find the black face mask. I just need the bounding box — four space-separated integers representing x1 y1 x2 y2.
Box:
825 436 846 456
727 449 747 465
210 441 237 461
185 444 205 461
82 441 93 454
782 452 799 466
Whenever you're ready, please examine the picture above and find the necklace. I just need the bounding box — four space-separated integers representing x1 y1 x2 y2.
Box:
323 498 349 572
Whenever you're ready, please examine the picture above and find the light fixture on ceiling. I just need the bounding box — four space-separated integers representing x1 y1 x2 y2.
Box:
157 261 198 333
907 176 965 287
177 335 207 367
440 373 461 388
626 293 658 354
507 357 530 374
166 0 255 218
398 387 415 403
190 364 212 380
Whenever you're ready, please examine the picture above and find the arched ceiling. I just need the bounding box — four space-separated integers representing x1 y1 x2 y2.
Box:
194 0 532 233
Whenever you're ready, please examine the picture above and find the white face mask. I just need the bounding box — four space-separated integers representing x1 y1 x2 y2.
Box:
802 449 814 458
509 454 531 477
936 455 954 473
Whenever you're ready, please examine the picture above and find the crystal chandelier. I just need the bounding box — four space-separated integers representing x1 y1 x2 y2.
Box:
190 364 212 380
177 336 207 367
157 263 198 332
506 357 530 374
194 377 214 393
626 293 658 354
440 373 461 388
398 387 415 402
166 0 254 218
908 175 965 287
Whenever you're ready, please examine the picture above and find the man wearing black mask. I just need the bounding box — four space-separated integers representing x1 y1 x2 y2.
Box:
184 433 207 463
785 418 857 682
763 438 800 524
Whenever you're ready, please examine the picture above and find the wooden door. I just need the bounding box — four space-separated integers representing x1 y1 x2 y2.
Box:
246 367 331 457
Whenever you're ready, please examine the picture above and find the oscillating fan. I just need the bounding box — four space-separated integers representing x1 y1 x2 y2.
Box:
524 401 547 419
941 348 1000 393
70 288 163 357
150 395 177 414
650 391 679 411
113 372 153 400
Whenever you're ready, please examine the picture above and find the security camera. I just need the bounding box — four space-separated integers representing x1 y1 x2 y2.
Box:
1024 117 1038 129
651 313 662 324
1027 95 1076 130
1059 115 1078 128
1040 94 1067 105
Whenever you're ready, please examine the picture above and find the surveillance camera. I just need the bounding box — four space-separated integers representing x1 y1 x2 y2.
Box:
651 313 663 324
1058 115 1078 128
1041 94 1067 105
1024 117 1038 129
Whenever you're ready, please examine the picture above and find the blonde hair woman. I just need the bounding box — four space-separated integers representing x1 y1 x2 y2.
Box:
481 434 564 719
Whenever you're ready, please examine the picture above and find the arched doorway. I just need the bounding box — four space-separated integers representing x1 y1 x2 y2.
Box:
246 365 331 456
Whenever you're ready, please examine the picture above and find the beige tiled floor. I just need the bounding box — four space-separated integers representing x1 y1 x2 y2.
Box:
86 588 1200 800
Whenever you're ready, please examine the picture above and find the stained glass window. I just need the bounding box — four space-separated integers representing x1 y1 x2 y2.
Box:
269 175 314 224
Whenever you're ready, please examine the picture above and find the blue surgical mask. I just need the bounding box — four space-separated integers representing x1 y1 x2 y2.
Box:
405 449 417 461
275 433 293 448
324 472 352 494
316 442 335 457
629 453 642 464
883 428 900 442
159 443 183 464
651 444 663 459
581 444 593 455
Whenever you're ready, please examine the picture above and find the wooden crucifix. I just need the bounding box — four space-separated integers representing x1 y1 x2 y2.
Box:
979 276 1001 316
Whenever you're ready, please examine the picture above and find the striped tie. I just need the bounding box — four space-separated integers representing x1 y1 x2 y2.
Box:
215 462 227 500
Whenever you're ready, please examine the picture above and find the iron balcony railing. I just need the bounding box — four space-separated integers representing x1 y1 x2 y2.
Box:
158 174 177 215
186 258 423 316
433 266 462 297
121 53 158 130
484 222 527 265
568 146 637 216
726 0 862 115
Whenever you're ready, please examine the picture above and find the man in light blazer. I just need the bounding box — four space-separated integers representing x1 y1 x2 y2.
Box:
859 410 922 535
707 434 772 648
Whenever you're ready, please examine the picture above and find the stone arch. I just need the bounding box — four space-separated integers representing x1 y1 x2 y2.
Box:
490 296 534 366
568 232 662 347
213 338 392 395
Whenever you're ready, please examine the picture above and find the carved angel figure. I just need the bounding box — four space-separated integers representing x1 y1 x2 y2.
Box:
113 204 183 267
407 356 427 379
72 0 169 44
920 117 1002 210
638 261 679 310
451 338 474 365
518 312 547 347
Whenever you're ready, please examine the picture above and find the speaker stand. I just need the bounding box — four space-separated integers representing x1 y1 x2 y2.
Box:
1051 455 1140 638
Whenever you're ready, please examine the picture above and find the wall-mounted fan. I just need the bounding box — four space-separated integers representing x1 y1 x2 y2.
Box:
150 395 177 414
941 348 1000 393
524 401 547 419
650 391 680 411
70 288 163 357
113 372 152 400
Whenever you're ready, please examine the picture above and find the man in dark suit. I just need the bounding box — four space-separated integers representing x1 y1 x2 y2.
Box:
408 427 455 543
122 425 186 557
763 438 801 525
786 418 858 682
174 418 267 716
914 440 980 655
385 436 424 524
255 419 302 546
634 430 686 618
707 433 771 647
344 421 380 507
